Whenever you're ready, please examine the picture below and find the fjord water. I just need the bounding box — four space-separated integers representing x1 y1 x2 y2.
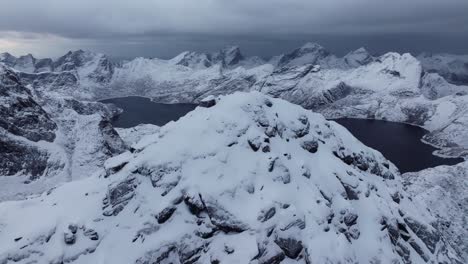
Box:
334 118 463 172
102 96 463 173
101 96 196 127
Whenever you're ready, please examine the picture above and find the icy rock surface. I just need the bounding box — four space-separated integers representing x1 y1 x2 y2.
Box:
0 92 462 263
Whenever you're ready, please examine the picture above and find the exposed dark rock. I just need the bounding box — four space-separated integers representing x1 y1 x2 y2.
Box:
258 207 276 222
343 183 359 200
253 243 286 264
404 217 439 253
248 137 262 152
199 97 216 108
409 239 430 262
156 206 177 224
397 222 411 241
301 166 311 179
391 192 401 204
0 66 57 142
83 228 99 241
103 177 137 216
383 69 401 77
0 136 50 178
281 219 306 231
268 157 278 172
301 140 319 153
262 145 271 153
395 242 411 264
184 194 206 216
274 237 303 259
136 245 178 264
204 200 248 233
344 213 358 226
64 228 76 245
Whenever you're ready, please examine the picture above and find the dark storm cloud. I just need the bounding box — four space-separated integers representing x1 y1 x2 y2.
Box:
0 0 467 57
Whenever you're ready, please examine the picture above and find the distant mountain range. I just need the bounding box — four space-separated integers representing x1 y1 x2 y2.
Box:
1 43 467 159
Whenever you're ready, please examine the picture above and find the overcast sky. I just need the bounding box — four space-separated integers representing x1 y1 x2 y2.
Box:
1 0 467 59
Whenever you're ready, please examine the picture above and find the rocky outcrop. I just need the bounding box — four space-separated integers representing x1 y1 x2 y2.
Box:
0 65 57 142
0 65 58 180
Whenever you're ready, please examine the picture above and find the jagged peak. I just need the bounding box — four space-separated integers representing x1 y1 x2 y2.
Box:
220 45 241 54
0 52 15 59
277 42 331 67
210 45 244 66
300 42 326 50
350 47 369 54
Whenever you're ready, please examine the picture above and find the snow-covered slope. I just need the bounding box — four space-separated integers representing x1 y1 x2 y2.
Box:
0 64 126 201
115 124 160 147
0 92 462 263
403 161 468 261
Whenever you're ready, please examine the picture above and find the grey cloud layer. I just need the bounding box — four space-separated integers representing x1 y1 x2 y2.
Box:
1 0 468 38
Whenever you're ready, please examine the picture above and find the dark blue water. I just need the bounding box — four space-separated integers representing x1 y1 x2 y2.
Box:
101 96 463 173
334 118 463 172
101 96 196 128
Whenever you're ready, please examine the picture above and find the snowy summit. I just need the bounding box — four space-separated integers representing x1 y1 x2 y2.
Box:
0 92 460 264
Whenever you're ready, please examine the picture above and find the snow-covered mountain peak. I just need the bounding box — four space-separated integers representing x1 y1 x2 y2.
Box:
0 91 461 263
277 42 331 68
170 51 213 69
0 52 16 62
299 42 325 50
53 49 106 71
211 45 245 67
343 47 374 67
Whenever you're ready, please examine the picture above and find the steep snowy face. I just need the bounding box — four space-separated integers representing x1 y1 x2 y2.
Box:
0 65 57 142
0 53 37 73
343 47 375 68
258 52 423 109
403 161 468 262
170 51 213 69
276 42 332 68
0 65 57 179
420 72 468 100
53 50 115 83
0 92 461 264
0 64 126 201
418 53 468 85
211 45 245 67
168 46 247 69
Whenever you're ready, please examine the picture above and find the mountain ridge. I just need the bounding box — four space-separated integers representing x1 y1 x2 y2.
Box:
0 92 463 263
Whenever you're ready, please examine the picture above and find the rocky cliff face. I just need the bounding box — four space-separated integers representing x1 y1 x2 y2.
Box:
0 92 463 263
0 65 58 180
0 64 126 201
